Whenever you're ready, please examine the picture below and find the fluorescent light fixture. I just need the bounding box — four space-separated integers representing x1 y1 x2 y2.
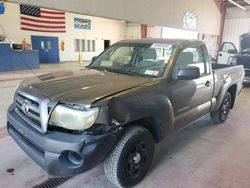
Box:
228 0 246 10
245 0 250 5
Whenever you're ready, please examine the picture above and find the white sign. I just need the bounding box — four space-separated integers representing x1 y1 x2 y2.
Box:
183 11 197 31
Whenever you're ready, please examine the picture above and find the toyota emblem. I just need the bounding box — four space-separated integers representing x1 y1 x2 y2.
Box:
21 102 30 114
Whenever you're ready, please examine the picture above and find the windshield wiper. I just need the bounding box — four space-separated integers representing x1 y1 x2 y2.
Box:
88 66 155 78
105 68 137 76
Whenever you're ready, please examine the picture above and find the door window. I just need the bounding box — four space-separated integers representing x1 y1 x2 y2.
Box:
47 41 51 50
41 41 45 49
221 42 236 52
177 46 205 75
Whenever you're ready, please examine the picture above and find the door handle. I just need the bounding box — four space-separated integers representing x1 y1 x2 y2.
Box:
205 81 211 87
219 53 222 56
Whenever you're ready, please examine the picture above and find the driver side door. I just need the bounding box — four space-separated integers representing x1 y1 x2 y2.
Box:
170 44 213 130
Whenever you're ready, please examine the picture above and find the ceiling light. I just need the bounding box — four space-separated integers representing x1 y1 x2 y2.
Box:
228 0 246 10
245 0 250 5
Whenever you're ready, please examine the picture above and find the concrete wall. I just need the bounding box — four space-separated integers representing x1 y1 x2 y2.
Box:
0 2 127 61
8 0 221 35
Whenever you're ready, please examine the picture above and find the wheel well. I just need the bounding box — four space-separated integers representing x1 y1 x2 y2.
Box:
125 117 161 143
228 84 237 108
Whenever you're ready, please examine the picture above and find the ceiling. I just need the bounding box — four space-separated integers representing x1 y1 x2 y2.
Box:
224 0 250 8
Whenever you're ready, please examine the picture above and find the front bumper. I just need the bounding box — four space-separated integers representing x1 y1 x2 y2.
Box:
7 104 119 176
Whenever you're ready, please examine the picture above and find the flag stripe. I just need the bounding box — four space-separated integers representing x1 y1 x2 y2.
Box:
21 27 66 33
21 16 65 24
21 19 65 27
40 9 65 15
21 22 66 29
40 15 65 19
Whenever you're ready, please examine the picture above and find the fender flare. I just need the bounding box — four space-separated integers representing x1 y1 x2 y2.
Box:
107 95 175 142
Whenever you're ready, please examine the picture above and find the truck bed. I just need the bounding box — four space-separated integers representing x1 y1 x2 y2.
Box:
212 63 244 99
211 64 239 70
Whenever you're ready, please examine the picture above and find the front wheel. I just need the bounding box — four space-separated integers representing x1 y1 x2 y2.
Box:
104 126 155 187
210 92 232 124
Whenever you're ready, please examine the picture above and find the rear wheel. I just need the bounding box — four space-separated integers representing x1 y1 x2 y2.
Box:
211 92 232 124
104 126 155 187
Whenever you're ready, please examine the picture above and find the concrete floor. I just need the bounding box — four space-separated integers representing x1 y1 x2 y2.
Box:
1 64 250 187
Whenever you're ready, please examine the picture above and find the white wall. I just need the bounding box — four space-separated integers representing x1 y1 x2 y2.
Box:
222 7 250 50
162 27 198 39
147 25 217 58
0 2 127 61
126 23 141 39
147 26 162 38
8 0 221 35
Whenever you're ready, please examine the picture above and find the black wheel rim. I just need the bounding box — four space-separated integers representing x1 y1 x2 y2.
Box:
220 95 231 121
125 141 148 179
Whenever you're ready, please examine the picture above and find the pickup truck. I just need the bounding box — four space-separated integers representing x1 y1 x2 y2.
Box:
7 39 244 187
217 33 250 84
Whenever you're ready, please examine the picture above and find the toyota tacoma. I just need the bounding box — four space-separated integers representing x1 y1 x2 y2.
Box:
7 39 244 187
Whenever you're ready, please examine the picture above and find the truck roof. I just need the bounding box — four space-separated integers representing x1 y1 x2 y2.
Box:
118 38 204 45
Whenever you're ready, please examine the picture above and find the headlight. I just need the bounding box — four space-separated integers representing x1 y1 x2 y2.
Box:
49 105 99 130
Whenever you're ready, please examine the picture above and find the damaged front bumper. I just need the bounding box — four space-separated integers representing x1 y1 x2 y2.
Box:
7 104 119 176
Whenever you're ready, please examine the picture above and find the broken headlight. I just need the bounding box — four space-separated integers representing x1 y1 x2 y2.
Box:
49 104 99 131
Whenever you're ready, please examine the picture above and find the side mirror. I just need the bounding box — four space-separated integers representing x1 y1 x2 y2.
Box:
178 66 200 80
92 56 97 62
228 49 238 54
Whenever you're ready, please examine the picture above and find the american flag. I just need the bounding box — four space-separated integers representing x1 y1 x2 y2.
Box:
20 4 66 33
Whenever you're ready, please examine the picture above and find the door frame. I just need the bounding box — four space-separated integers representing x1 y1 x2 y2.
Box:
31 35 60 64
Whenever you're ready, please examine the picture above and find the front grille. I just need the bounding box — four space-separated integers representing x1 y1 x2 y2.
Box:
15 93 42 131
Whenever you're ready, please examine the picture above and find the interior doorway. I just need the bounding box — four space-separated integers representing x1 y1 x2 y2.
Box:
31 36 60 63
104 40 111 49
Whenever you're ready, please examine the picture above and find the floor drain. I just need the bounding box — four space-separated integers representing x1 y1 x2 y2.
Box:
33 176 74 188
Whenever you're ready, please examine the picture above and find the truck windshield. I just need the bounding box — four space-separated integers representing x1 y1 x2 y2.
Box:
89 43 175 77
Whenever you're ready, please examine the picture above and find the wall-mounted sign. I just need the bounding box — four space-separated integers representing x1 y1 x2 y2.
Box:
183 11 197 31
0 2 5 15
74 18 91 30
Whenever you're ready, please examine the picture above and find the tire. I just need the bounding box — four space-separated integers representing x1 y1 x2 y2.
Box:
210 92 232 124
104 126 155 188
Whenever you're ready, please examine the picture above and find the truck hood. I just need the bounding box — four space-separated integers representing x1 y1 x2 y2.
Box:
21 69 154 104
240 33 250 52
